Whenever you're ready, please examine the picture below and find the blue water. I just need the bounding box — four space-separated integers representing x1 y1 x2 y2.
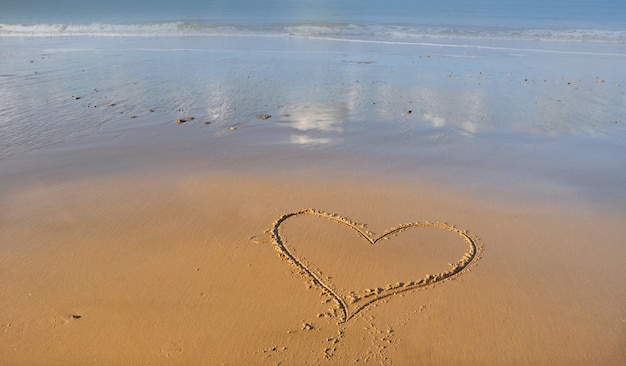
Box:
2 0 626 41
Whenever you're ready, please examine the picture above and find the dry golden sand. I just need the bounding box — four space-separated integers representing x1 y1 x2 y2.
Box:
1 169 626 365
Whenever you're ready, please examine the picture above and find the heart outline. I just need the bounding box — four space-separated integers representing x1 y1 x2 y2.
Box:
271 208 482 323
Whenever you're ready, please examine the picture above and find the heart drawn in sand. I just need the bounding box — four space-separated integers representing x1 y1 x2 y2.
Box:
270 208 482 323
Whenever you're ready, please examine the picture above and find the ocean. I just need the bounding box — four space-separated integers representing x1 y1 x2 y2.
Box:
2 0 626 40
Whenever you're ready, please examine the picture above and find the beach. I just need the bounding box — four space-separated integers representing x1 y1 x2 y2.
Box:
2 15 626 365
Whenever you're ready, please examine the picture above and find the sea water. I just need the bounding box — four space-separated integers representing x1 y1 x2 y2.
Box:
1 0 626 205
2 0 626 38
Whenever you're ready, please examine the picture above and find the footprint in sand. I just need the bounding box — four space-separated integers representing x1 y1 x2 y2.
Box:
159 341 183 358
1 313 80 336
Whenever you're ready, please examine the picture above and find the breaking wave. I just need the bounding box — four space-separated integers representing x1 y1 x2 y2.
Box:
2 22 626 44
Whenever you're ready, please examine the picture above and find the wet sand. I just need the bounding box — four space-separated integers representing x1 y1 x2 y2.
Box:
1 35 626 364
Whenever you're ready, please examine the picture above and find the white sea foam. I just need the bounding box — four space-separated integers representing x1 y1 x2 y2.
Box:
0 22 240 37
2 22 626 45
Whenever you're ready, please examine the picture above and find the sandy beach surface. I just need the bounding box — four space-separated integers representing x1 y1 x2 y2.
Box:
1 34 626 365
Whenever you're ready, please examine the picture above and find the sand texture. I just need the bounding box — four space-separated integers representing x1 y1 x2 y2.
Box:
2 170 625 365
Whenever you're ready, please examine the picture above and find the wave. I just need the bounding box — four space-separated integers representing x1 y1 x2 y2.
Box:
286 24 626 44
2 22 626 44
0 22 244 37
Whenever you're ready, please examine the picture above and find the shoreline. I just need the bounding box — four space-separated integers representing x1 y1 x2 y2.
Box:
2 35 625 209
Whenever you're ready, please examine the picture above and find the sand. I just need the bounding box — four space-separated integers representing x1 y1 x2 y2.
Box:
1 35 626 364
1 162 625 365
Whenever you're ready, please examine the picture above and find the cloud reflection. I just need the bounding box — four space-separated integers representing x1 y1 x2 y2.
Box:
289 135 332 145
423 112 446 128
280 102 347 145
